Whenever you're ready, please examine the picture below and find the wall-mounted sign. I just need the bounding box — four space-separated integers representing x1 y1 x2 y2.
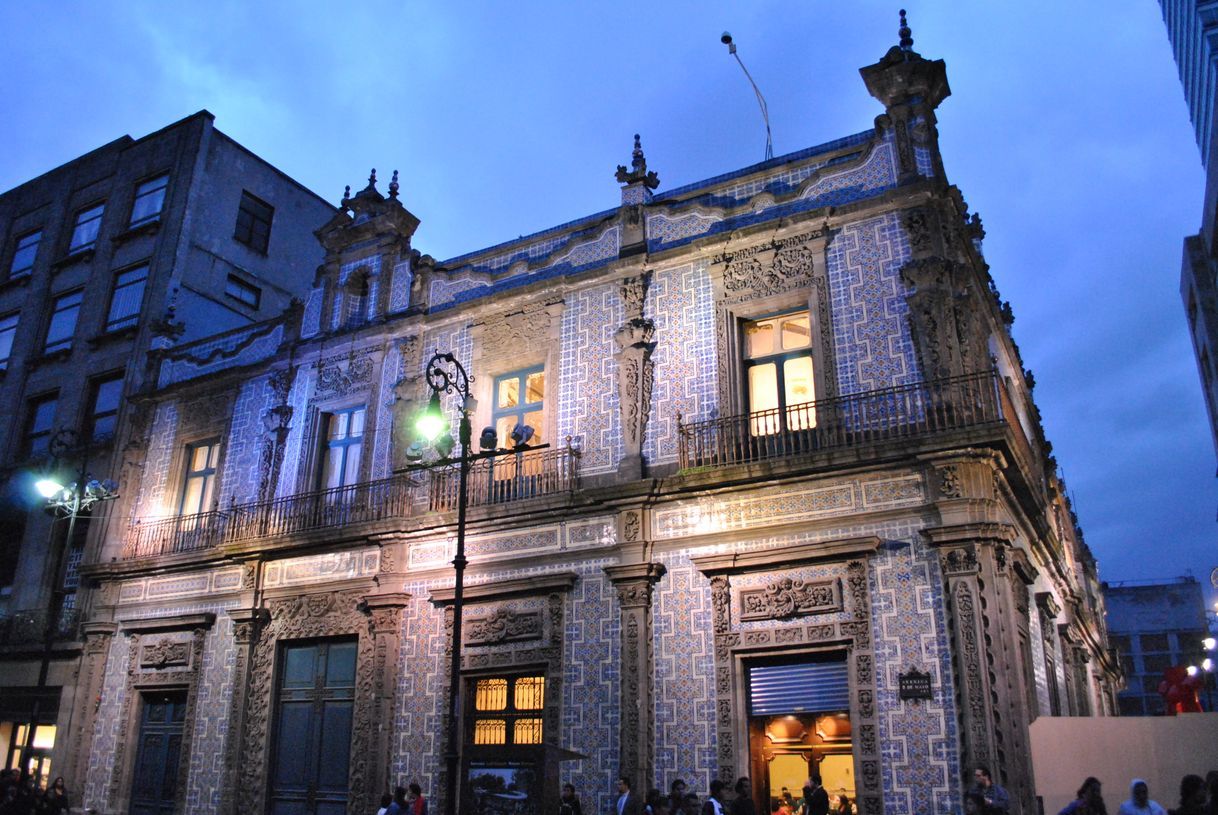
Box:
898 668 933 701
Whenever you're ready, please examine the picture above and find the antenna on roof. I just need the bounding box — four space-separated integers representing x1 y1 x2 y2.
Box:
720 31 773 161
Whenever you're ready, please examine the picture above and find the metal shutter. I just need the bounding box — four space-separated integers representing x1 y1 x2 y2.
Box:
747 661 849 716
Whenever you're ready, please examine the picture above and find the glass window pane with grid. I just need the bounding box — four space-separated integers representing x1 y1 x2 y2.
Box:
106 265 149 331
88 375 124 441
492 368 544 446
743 311 815 433
0 313 17 370
129 175 169 226
320 406 365 490
470 675 545 746
224 275 261 308
234 191 273 253
25 394 58 458
44 291 82 353
69 204 105 252
181 441 220 515
9 230 40 278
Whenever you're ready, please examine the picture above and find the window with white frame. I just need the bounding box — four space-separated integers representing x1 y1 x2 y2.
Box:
9 230 41 278
44 290 82 354
106 264 149 331
68 203 105 253
319 406 365 490
180 441 220 515
129 174 169 227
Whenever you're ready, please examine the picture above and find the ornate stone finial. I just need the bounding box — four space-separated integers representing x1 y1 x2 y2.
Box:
343 184 351 202
898 9 913 51
369 168 377 186
388 170 400 199
615 133 660 190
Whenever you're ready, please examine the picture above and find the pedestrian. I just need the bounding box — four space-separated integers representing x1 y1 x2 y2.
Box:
964 792 988 815
42 777 69 815
1204 772 1218 815
835 794 852 815
969 766 1011 815
1119 780 1166 815
802 776 829 815
561 783 584 815
703 779 727 815
616 776 643 815
732 778 755 815
647 789 668 815
1059 778 1107 815
387 785 408 815
669 780 688 815
408 782 427 815
377 793 393 815
1170 775 1206 815
779 788 796 815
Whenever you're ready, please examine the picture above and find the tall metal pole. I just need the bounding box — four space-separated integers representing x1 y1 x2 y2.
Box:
721 32 774 161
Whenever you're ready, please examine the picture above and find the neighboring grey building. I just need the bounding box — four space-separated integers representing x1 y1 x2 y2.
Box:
1105 576 1210 714
0 110 333 786
1160 1 1218 458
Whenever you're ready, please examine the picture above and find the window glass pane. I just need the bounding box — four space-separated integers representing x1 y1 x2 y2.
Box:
497 377 519 409
522 410 544 444
90 376 124 439
513 719 543 745
0 313 17 365
235 192 273 252
784 356 815 405
475 679 508 711
514 677 545 710
321 447 344 491
748 363 779 412
329 412 349 440
1140 634 1170 653
348 407 366 438
10 230 40 276
342 441 362 486
495 416 516 449
324 641 358 686
107 265 149 330
181 477 205 514
473 720 506 745
283 645 318 687
525 371 545 404
744 320 775 358
191 445 211 471
69 204 104 251
130 175 168 225
225 275 261 307
781 315 811 350
46 292 82 352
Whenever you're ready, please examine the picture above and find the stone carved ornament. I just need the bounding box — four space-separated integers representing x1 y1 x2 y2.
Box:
465 608 543 645
900 255 987 381
316 352 375 397
714 233 821 303
479 299 561 358
738 577 841 620
140 637 190 669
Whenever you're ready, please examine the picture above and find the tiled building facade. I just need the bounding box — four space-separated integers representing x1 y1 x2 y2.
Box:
69 29 1118 815
0 110 334 790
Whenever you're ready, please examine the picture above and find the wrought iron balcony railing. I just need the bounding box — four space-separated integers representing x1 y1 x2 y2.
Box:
677 370 1029 471
121 444 581 559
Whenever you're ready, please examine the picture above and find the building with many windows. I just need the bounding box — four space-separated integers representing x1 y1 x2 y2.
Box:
1106 576 1212 715
67 25 1118 815
0 110 334 787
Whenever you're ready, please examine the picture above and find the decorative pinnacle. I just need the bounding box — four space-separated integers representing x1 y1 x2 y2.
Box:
388 170 400 200
343 185 351 201
632 134 645 172
615 133 660 190
369 168 377 186
898 9 913 51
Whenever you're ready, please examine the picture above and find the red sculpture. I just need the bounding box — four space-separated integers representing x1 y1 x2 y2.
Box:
1157 665 1204 714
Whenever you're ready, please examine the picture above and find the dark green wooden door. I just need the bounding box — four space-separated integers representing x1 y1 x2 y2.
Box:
268 639 357 815
129 691 187 815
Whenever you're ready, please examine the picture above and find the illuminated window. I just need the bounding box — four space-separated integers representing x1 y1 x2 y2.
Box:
492 368 544 446
181 441 220 515
319 406 365 490
470 675 545 746
69 203 105 253
129 174 169 227
743 311 815 433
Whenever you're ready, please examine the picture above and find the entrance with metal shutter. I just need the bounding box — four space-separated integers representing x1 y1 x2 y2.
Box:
745 655 855 814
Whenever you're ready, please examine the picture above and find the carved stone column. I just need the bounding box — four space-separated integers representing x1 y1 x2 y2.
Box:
63 620 118 796
259 368 294 503
614 273 655 480
605 562 666 792
219 605 266 815
390 336 422 472
364 592 411 798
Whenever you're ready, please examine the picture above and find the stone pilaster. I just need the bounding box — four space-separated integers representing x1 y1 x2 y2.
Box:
218 606 267 815
364 592 411 799
605 561 666 793
614 272 655 480
63 620 118 796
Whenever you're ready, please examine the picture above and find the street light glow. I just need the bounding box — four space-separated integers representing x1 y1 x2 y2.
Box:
1187 665 1199 677
35 479 63 500
1204 658 1214 672
1204 637 1216 651
416 393 448 442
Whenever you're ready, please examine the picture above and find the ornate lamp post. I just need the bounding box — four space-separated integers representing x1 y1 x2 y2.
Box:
22 429 117 779
416 352 474 815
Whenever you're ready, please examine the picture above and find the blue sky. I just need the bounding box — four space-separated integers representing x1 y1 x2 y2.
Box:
2 2 1214 600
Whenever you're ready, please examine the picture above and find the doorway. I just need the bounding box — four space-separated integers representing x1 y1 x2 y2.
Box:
129 691 187 815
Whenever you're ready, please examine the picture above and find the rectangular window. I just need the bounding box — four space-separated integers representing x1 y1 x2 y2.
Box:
87 374 124 441
0 312 17 370
106 264 149 331
9 230 41 278
224 274 261 309
320 406 365 490
24 393 58 458
492 367 545 446
129 174 168 227
743 310 815 434
68 203 105 253
234 191 273 253
180 441 220 515
44 291 82 354
470 675 545 746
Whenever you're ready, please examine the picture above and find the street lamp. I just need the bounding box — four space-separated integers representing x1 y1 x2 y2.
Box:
21 429 117 782
417 352 474 815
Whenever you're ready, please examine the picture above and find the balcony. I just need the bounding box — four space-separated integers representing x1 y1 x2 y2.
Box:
121 445 581 560
678 370 1033 472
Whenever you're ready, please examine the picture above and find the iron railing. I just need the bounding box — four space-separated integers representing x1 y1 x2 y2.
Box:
122 445 581 559
678 370 1020 470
